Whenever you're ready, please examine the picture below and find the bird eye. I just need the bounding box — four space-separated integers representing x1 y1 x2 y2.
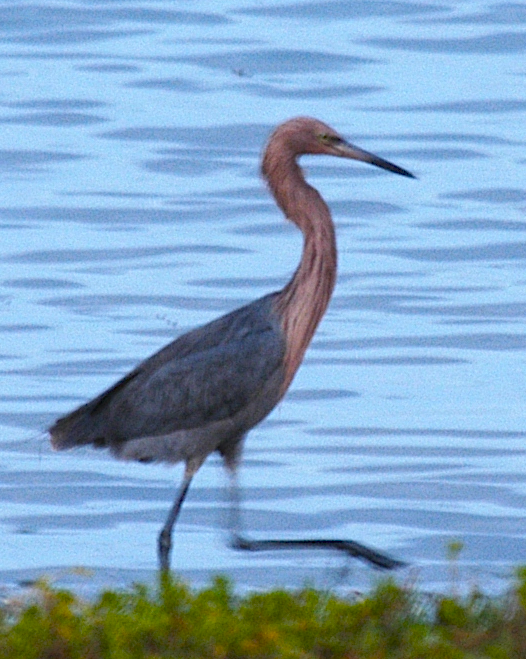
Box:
317 133 342 146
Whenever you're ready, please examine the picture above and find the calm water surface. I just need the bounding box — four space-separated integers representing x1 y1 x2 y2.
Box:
1 0 526 595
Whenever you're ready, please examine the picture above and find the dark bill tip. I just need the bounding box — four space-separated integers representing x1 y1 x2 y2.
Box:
370 155 416 179
339 141 416 179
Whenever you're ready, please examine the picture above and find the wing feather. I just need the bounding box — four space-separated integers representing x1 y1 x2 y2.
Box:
50 293 285 448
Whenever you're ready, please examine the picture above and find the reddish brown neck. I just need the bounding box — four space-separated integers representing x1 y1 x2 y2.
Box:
263 146 337 394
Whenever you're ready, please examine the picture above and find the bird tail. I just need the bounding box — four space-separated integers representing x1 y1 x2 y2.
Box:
50 370 138 450
49 397 109 450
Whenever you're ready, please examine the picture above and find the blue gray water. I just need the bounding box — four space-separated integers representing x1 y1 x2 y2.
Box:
1 0 526 596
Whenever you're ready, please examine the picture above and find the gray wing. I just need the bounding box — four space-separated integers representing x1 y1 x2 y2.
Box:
50 293 286 448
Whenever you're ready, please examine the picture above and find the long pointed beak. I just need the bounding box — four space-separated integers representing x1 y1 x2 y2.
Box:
338 141 416 179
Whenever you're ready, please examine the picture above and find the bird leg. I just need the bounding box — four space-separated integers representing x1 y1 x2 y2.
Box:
227 470 405 571
158 472 193 572
227 468 253 550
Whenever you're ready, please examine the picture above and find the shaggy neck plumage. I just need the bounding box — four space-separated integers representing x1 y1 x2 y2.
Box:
263 141 337 394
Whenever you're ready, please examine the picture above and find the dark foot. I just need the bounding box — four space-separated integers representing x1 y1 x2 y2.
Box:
230 534 255 551
230 534 405 570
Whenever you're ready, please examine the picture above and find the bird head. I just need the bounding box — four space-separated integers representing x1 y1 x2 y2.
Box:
273 117 415 179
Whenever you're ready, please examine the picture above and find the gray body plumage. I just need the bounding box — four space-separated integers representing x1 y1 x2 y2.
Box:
50 292 286 471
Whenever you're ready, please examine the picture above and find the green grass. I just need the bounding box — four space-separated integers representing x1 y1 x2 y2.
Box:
1 568 526 658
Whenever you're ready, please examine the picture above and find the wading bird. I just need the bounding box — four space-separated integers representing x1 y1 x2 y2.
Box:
50 117 414 572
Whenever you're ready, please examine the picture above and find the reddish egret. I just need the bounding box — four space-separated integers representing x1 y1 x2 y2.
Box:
50 117 414 572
